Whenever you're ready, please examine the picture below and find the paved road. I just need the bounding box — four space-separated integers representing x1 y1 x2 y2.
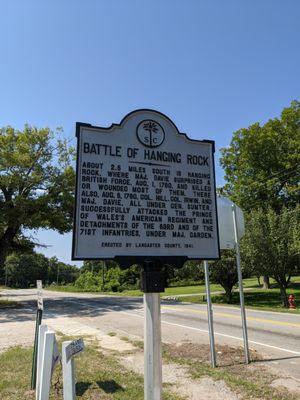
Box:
1 288 300 379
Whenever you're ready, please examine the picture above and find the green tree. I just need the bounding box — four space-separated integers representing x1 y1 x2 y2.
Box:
220 101 300 212
74 271 103 291
170 261 204 286
0 125 75 280
241 206 300 307
209 250 242 303
48 256 79 285
5 252 49 288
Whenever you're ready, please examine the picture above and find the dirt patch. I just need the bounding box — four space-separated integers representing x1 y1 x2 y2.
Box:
46 316 135 353
164 342 300 400
119 349 240 400
165 342 262 367
0 320 35 352
271 378 300 394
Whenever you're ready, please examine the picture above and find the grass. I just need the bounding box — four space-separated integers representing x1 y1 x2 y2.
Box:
0 341 183 400
1 334 299 400
183 278 300 313
0 287 19 308
0 299 18 308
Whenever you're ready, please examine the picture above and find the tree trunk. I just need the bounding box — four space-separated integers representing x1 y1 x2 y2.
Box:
225 287 233 303
262 275 270 289
257 276 261 287
0 226 20 281
279 286 289 308
0 245 8 283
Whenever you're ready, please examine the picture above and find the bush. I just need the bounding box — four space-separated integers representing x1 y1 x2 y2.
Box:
74 272 102 291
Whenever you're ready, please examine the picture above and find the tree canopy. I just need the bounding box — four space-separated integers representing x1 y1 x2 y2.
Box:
0 125 75 279
209 250 252 303
4 253 79 288
241 206 300 306
220 101 300 212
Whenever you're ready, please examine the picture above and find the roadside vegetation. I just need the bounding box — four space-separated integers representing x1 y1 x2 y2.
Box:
1 334 298 400
4 253 79 288
176 279 300 314
0 299 18 308
0 340 182 400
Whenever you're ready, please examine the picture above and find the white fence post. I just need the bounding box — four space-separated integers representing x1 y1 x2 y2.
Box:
36 325 48 400
62 341 76 400
38 331 55 400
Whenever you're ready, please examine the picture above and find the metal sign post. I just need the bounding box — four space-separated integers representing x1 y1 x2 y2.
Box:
232 204 250 364
141 261 164 400
203 260 216 367
31 280 44 390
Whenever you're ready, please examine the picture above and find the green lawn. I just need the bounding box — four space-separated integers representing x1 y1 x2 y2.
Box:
181 278 300 313
0 287 18 308
0 299 18 308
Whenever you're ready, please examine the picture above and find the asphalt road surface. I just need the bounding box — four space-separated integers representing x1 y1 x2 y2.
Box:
1 288 300 380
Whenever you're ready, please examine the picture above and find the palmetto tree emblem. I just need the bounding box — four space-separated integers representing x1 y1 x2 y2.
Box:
136 120 165 147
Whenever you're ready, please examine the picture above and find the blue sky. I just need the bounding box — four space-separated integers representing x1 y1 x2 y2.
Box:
1 1 299 266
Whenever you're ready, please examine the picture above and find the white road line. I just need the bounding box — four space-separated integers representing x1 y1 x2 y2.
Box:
183 303 300 318
43 298 300 356
117 309 300 356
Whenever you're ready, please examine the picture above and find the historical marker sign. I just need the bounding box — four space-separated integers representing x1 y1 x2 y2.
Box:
72 109 220 266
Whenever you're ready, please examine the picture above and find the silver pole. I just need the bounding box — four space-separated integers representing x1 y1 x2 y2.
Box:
203 260 216 368
144 293 162 400
232 204 250 364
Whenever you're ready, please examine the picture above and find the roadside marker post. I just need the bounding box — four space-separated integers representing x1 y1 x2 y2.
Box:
36 325 48 400
141 261 164 400
144 293 162 400
62 339 85 400
232 204 250 364
72 110 221 399
31 280 44 390
203 260 216 368
38 331 55 400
